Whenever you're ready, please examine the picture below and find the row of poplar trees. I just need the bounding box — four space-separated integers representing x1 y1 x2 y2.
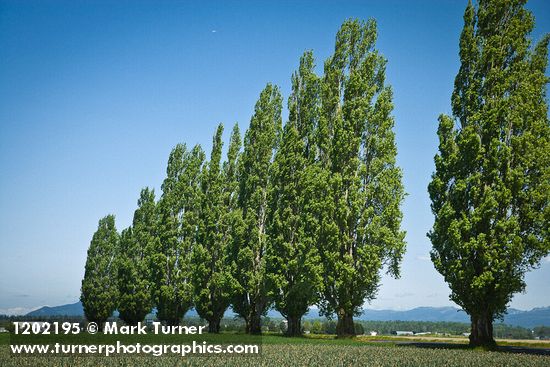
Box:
82 0 550 347
81 18 406 337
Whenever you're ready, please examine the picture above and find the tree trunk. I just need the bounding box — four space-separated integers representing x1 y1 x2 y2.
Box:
121 315 142 326
161 317 180 326
336 310 355 337
249 312 262 335
469 313 496 348
95 320 106 332
286 315 302 337
166 318 180 326
208 316 221 333
127 319 140 326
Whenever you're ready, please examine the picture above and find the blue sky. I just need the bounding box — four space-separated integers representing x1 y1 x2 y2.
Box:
0 0 549 315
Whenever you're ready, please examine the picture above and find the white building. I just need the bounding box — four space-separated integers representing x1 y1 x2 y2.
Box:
395 331 414 336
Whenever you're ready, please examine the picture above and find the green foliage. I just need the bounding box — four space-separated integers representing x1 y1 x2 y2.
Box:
428 0 550 347
533 326 550 338
192 123 241 333
80 215 119 325
117 188 157 325
152 144 205 325
231 84 282 334
316 18 406 335
77 18 407 340
266 51 323 336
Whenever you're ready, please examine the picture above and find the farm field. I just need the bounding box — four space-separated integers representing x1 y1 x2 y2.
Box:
2 333 549 367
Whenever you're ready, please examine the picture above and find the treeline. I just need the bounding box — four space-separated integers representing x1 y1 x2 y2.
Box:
80 0 550 347
81 18 406 337
0 315 537 340
301 320 534 340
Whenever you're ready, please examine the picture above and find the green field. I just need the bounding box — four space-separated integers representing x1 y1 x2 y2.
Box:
1 333 549 366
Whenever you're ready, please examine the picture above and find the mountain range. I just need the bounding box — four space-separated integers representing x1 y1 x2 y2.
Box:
25 302 549 328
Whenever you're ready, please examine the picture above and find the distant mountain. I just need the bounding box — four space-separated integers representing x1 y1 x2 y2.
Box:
26 301 83 317
25 302 549 328
358 307 469 323
25 302 217 319
265 307 469 322
271 306 550 328
264 307 469 322
503 307 550 329
353 307 550 328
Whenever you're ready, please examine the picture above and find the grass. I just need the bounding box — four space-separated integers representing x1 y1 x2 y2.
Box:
1 332 549 366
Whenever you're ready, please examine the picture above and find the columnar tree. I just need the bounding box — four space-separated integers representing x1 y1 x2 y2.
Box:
192 124 240 333
267 51 323 336
81 215 119 326
317 19 406 336
428 0 550 348
152 144 205 325
232 84 282 334
117 188 157 325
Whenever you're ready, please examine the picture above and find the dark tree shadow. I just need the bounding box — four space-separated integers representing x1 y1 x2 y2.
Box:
396 342 550 356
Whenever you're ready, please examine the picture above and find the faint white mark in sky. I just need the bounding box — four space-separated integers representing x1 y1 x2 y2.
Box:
395 292 415 298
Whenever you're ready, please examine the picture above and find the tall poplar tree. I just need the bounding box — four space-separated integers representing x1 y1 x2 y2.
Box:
428 0 550 347
152 144 205 325
117 188 157 325
267 51 323 336
81 215 119 326
192 124 240 333
232 84 282 334
318 19 406 336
